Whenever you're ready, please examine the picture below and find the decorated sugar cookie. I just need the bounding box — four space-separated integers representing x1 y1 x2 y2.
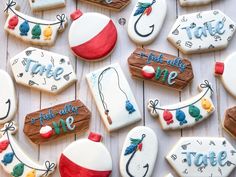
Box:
10 47 77 94
168 10 236 54
147 80 215 130
23 100 91 144
79 0 130 11
179 0 215 6
28 0 66 12
120 126 158 177
166 137 236 177
4 0 67 46
0 70 17 124
223 106 236 138
69 10 117 61
128 0 167 45
0 122 56 177
128 47 194 91
59 132 112 177
86 63 141 132
215 53 236 98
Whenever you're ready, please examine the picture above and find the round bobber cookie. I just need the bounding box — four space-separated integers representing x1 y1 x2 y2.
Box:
215 53 236 98
69 10 118 61
59 132 112 177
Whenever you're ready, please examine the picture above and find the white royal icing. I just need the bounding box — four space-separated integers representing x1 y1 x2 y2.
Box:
215 53 236 98
86 63 141 132
147 81 215 130
166 137 236 177
4 0 67 46
165 173 174 177
128 0 167 45
10 47 77 94
0 70 17 124
179 0 215 7
168 10 236 54
28 0 66 11
120 126 158 177
0 122 56 177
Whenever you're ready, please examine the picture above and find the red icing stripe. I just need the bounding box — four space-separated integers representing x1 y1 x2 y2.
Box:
71 20 117 61
59 154 112 177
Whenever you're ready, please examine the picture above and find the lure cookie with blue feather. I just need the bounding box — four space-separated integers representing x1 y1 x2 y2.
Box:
147 80 215 130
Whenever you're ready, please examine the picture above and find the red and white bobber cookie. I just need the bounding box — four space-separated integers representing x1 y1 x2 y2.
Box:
59 132 112 177
69 10 118 61
141 65 155 79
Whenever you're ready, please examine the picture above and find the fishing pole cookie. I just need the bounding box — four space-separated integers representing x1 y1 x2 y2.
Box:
215 53 236 98
59 132 112 177
223 106 236 139
86 63 141 132
29 0 66 12
0 70 17 124
4 0 67 46
23 100 91 144
128 47 194 91
166 137 236 177
0 122 56 177
10 47 77 94
179 0 216 6
147 80 215 130
128 0 167 45
120 126 158 177
69 10 117 61
168 10 236 54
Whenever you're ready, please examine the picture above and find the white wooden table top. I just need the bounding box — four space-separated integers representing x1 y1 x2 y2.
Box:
0 0 236 177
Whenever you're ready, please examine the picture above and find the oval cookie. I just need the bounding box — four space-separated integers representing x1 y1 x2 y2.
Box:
120 126 158 177
128 0 167 45
59 132 112 177
0 70 17 124
179 0 215 6
69 10 117 61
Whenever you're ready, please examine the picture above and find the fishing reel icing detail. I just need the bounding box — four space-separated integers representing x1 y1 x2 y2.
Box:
0 122 56 177
166 137 236 177
120 126 158 177
147 80 215 130
10 47 77 94
0 70 17 124
86 63 141 132
28 0 66 12
168 10 236 54
215 53 236 98
4 0 67 46
128 0 167 45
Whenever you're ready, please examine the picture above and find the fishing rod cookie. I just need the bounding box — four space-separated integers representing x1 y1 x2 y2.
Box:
166 137 236 177
4 0 67 46
10 47 77 94
0 70 17 124
59 132 112 177
86 63 141 132
128 0 167 45
28 0 66 12
128 47 194 91
0 122 56 177
120 126 158 177
147 80 215 130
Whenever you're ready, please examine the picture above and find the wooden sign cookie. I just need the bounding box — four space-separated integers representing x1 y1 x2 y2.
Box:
4 0 67 46
166 137 236 177
23 100 91 144
79 0 130 11
223 106 236 138
128 48 194 91
0 122 56 177
29 0 66 12
147 80 215 130
10 47 77 94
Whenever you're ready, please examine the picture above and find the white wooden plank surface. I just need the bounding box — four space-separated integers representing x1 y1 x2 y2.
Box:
0 0 236 176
